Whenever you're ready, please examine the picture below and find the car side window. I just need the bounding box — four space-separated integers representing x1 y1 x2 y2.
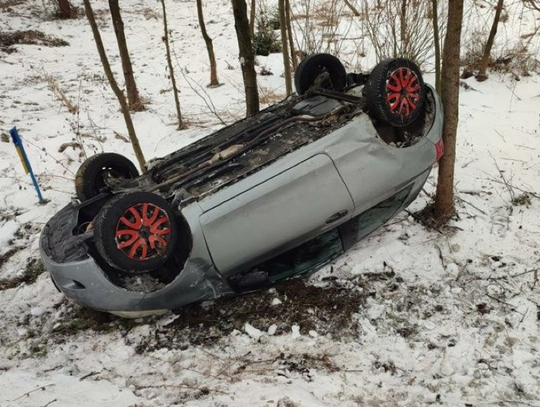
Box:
242 228 344 284
340 185 413 250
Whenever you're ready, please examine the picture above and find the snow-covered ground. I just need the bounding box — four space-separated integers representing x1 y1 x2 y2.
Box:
1 1 539 406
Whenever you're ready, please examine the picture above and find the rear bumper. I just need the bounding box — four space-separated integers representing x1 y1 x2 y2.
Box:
39 201 228 313
40 241 148 312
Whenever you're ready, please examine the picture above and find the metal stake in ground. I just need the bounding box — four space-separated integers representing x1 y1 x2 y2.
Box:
9 127 45 203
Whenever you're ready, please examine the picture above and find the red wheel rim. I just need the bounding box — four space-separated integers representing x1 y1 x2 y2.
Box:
115 203 172 261
386 67 421 117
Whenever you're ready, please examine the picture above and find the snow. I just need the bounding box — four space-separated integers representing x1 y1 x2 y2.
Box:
1 371 141 407
1 0 540 406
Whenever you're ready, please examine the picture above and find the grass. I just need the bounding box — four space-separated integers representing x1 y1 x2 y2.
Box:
258 86 285 105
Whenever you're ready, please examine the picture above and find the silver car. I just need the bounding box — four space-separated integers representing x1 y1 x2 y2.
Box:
40 54 444 317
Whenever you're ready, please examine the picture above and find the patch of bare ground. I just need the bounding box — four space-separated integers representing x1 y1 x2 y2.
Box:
46 278 369 351
0 258 45 290
51 305 138 336
411 203 459 234
0 30 69 53
134 278 368 352
0 247 20 271
0 0 25 10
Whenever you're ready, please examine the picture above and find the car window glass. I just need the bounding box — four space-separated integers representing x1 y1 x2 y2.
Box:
252 228 343 283
355 185 413 241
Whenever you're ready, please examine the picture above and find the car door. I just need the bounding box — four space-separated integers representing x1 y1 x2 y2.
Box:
324 115 436 217
199 154 354 275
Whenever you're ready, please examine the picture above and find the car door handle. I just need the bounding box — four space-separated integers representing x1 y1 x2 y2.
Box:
325 210 349 224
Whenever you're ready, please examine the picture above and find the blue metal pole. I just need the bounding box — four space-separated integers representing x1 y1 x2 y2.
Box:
9 127 45 203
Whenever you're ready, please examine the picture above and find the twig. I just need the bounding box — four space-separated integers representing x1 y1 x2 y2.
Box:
486 294 520 313
404 209 444 235
489 152 515 212
457 196 487 215
179 69 227 126
471 268 540 282
10 384 55 402
514 144 536 151
141 383 228 395
518 307 528 326
493 400 540 407
23 138 75 176
41 399 57 407
510 268 540 279
79 371 100 381
198 348 224 360
494 129 506 142
484 178 539 199
500 157 526 163
435 244 445 270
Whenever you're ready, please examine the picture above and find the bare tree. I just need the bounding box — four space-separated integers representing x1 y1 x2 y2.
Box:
56 0 75 19
360 0 445 69
231 0 260 116
432 0 442 92
285 0 297 70
196 0 220 87
476 0 504 81
291 0 348 56
279 0 292 95
160 0 185 129
109 0 144 111
82 0 146 170
250 0 256 37
344 0 361 16
523 0 540 12
434 0 465 221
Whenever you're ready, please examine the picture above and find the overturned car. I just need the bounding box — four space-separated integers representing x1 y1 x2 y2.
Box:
40 54 443 317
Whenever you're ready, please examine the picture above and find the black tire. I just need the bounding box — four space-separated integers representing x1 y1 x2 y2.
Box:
75 153 139 202
294 53 347 95
94 192 178 273
364 58 426 127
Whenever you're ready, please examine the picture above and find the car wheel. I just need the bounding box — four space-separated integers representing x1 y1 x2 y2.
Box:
294 53 347 95
75 153 139 201
94 192 178 273
364 58 426 127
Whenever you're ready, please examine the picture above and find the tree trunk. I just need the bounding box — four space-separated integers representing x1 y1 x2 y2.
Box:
285 0 297 71
400 0 407 54
83 0 146 171
249 0 256 37
477 0 504 80
231 0 260 116
57 0 74 19
344 0 361 16
196 0 220 87
279 0 292 96
434 0 465 221
108 0 144 111
160 0 184 130
432 0 441 93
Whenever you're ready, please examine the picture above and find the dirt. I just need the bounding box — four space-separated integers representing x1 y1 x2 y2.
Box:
0 30 69 53
0 0 25 10
411 203 459 233
39 277 369 352
0 247 20 271
51 305 137 336
132 278 368 352
0 257 45 291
